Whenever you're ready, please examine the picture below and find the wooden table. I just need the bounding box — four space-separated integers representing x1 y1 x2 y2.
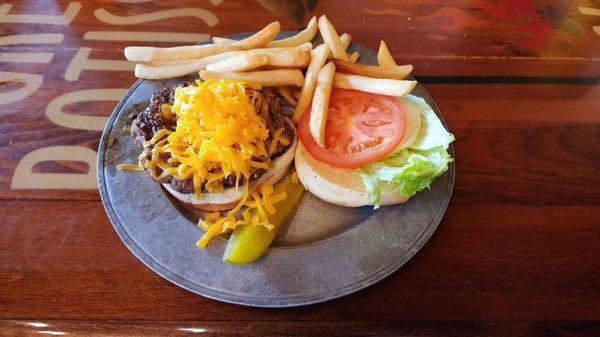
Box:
1 1 599 336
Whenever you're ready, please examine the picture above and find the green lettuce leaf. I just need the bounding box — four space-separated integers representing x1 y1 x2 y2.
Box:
358 95 454 206
404 94 454 151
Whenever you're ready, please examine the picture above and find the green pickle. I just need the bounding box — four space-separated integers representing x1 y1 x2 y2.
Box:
223 170 304 264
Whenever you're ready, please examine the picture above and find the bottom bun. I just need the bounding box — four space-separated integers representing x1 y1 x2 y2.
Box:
295 143 409 207
163 121 297 212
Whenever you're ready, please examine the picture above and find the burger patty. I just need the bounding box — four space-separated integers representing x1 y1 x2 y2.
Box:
131 85 180 145
263 88 294 158
131 84 295 194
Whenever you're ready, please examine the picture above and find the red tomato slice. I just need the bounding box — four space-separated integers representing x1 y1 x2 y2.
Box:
298 89 405 169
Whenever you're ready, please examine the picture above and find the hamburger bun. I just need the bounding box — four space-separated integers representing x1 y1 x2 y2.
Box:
164 118 297 212
294 96 423 207
295 143 408 207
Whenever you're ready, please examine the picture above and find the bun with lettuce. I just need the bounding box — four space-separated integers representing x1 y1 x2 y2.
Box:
295 90 454 208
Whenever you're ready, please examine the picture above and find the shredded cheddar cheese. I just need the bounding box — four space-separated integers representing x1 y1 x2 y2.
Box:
116 163 143 171
138 79 290 196
128 79 292 248
268 127 291 157
197 183 288 247
166 80 271 194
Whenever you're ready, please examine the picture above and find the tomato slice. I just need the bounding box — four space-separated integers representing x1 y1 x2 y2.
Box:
298 89 405 169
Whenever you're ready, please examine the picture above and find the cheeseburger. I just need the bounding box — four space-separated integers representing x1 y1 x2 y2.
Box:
130 79 296 212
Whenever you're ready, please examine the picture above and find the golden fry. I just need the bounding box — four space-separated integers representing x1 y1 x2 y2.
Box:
318 15 349 61
293 43 330 123
134 50 243 79
377 40 397 67
267 16 317 48
212 37 236 44
199 69 305 87
124 43 243 62
333 59 412 79
260 45 311 68
205 54 268 72
138 45 312 79
230 21 281 49
135 59 212 79
309 62 336 146
340 33 351 49
321 33 351 61
332 73 416 96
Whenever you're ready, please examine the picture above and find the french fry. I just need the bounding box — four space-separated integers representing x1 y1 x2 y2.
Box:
149 59 197 66
135 50 242 79
182 49 241 66
212 36 236 44
309 62 336 146
348 51 360 63
332 59 412 79
333 73 416 96
293 43 330 123
135 59 213 79
295 42 314 49
216 20 321 49
229 21 281 49
205 54 268 72
124 43 243 62
226 43 312 68
340 33 351 49
138 45 312 79
199 69 305 87
216 44 312 68
318 15 349 61
224 45 311 68
234 44 312 68
267 16 317 48
319 33 351 61
261 45 311 68
378 40 397 67
275 86 297 105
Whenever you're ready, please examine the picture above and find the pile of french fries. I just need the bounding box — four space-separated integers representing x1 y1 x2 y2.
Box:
124 15 416 143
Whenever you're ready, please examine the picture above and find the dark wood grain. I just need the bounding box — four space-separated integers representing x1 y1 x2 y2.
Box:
1 320 600 337
1 0 599 335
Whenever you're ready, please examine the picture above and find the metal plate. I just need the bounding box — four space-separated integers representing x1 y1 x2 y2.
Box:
97 31 455 307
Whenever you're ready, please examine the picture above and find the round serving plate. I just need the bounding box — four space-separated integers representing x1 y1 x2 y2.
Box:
98 31 455 307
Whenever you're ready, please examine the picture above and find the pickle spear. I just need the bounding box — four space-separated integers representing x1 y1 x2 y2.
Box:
223 170 304 264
